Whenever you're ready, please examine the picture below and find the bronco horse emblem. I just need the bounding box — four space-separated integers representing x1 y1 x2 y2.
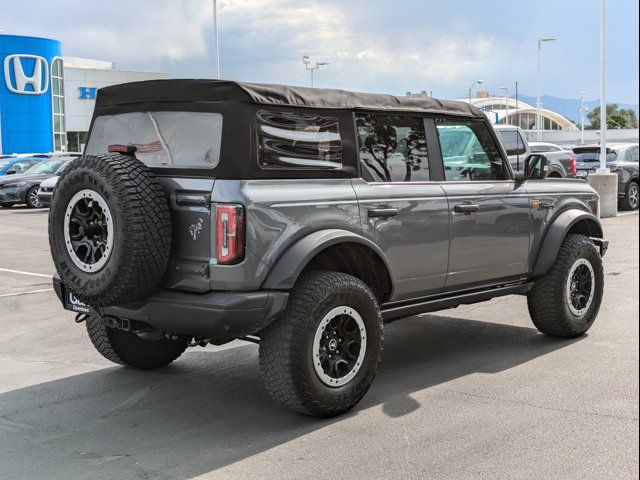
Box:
188 218 204 240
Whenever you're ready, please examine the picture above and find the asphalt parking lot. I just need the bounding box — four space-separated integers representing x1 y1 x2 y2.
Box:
0 206 638 480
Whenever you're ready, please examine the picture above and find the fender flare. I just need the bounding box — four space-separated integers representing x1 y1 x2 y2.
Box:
531 209 603 277
262 229 394 291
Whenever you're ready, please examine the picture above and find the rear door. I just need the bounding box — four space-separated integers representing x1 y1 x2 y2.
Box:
352 113 450 301
434 118 530 289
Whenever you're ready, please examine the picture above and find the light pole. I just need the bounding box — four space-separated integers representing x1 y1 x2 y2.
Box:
212 0 220 79
536 35 557 140
499 86 509 125
302 56 329 88
598 0 608 173
579 91 589 145
467 79 483 105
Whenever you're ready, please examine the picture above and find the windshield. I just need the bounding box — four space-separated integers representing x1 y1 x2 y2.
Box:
0 159 13 168
24 159 69 175
86 111 223 168
437 127 476 157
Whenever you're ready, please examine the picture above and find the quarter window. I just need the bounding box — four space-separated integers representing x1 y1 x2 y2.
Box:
436 119 506 181
257 110 342 170
356 114 429 182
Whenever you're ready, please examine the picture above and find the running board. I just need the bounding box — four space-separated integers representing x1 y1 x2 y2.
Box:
381 282 534 322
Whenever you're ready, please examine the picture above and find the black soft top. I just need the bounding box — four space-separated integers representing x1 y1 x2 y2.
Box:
95 79 484 118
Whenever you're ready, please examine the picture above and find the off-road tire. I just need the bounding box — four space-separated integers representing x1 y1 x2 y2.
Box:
527 234 604 337
25 186 41 208
85 315 187 369
620 180 639 211
49 154 171 307
259 271 383 417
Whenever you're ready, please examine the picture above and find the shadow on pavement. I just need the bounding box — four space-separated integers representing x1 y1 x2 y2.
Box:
0 313 581 479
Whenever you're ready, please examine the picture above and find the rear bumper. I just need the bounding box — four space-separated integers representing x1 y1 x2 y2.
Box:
52 274 289 343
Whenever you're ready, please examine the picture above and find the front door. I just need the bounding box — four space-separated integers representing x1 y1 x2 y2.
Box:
434 118 530 289
352 113 450 302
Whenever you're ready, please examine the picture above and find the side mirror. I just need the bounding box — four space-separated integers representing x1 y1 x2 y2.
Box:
524 154 548 180
5 170 16 175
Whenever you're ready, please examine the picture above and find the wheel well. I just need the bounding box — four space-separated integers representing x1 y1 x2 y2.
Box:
303 242 392 303
567 218 602 239
547 171 562 178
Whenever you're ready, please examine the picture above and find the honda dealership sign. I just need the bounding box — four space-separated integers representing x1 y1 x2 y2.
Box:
0 35 61 154
4 54 50 95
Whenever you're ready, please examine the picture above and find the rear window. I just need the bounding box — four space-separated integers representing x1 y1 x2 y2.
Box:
497 130 526 156
86 112 223 168
256 110 342 170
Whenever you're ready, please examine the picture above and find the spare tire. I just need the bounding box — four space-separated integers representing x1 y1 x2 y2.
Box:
49 154 171 307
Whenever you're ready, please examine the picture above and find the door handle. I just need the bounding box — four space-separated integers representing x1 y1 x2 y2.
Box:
368 207 399 218
454 204 480 214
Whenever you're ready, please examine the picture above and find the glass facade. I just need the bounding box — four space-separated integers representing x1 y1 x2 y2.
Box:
51 58 66 151
500 112 562 131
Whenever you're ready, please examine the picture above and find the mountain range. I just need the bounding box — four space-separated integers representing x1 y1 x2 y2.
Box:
513 95 640 124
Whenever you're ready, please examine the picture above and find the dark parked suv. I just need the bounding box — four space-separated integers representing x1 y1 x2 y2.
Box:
49 80 608 417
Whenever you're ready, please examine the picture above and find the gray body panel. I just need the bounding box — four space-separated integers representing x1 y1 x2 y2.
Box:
351 178 449 300
439 180 530 288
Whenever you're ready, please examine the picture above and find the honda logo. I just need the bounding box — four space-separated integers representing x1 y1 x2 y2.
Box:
4 54 50 95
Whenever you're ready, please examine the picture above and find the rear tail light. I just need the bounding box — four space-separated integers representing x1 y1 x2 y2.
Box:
569 156 577 177
215 204 245 265
108 144 137 155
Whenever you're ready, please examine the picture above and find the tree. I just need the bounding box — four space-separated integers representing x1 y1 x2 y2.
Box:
587 103 638 129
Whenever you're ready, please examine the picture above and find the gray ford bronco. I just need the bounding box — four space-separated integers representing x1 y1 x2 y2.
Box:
49 80 608 417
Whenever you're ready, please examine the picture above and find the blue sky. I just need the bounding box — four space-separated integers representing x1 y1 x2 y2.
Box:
1 0 638 104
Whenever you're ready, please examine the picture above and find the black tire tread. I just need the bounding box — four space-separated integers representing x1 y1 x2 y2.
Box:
527 234 603 337
259 271 383 417
49 154 171 306
85 315 187 369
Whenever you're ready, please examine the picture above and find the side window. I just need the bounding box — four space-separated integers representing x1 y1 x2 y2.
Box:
356 114 429 182
256 110 342 170
436 119 507 181
498 130 527 156
628 147 639 163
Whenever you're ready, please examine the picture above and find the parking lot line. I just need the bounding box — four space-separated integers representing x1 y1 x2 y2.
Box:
0 268 52 278
0 288 54 298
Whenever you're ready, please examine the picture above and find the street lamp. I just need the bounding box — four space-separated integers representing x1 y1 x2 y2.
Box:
536 35 557 140
499 86 509 125
303 56 329 88
579 91 589 145
467 79 483 105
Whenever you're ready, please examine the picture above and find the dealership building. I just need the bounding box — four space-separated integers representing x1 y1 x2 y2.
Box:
0 34 168 155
